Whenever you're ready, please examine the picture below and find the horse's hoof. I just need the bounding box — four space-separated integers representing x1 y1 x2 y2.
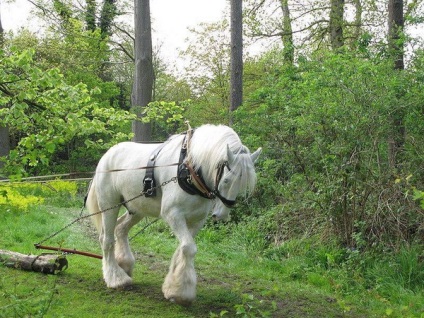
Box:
167 296 193 307
106 276 133 289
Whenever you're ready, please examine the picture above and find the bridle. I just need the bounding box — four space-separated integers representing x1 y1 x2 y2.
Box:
213 161 237 208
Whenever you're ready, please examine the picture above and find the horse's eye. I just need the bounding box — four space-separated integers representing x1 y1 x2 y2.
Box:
224 178 229 184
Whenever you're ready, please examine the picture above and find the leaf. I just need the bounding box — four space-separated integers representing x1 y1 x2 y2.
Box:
45 142 56 154
0 190 8 199
385 308 393 316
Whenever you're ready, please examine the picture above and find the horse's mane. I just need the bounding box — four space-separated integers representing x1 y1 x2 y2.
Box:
187 124 257 196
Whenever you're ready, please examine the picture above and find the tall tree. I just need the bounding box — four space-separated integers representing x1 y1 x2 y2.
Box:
388 0 404 70
280 0 294 64
352 0 362 46
230 0 243 121
132 0 153 141
99 0 117 38
180 21 231 124
0 6 3 47
85 0 97 32
0 7 10 171
98 0 118 81
388 0 405 169
329 0 345 50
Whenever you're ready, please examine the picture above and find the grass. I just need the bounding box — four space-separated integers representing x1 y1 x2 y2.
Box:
0 182 423 317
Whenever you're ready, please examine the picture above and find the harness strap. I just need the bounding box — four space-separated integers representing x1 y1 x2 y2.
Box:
213 161 236 207
214 190 236 208
143 142 168 197
177 131 213 199
185 163 215 199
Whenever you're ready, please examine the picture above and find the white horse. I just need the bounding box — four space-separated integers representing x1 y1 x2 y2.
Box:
86 124 261 305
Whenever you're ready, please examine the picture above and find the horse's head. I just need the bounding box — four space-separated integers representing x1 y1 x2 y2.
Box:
211 200 231 221
212 145 261 219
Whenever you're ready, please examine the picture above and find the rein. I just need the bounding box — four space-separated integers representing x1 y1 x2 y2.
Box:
0 163 180 184
35 176 178 259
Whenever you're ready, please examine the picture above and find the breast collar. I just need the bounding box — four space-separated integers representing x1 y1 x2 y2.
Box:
177 131 237 208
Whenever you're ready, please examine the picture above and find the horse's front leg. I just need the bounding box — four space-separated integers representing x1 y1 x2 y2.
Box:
162 213 206 306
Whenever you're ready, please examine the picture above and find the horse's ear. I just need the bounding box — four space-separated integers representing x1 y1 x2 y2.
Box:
251 147 262 163
227 144 236 163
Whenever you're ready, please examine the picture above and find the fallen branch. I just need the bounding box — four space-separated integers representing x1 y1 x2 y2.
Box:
0 250 68 274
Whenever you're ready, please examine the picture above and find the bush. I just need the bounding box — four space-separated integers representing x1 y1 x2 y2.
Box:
0 180 79 212
0 184 44 211
235 50 424 250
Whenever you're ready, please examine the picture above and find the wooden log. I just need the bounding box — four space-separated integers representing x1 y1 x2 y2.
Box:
0 250 68 274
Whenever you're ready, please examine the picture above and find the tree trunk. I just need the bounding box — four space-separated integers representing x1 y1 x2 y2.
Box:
0 11 10 171
0 250 68 274
98 0 118 82
99 0 117 38
0 8 3 46
0 124 9 170
85 0 97 32
280 0 294 64
229 0 243 122
132 0 153 141
329 0 345 50
388 0 405 169
352 0 363 48
388 0 404 70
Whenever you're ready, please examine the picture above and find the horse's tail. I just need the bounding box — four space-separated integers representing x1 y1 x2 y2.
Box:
86 178 102 233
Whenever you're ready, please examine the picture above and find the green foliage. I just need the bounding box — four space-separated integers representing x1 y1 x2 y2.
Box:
0 180 78 212
0 184 44 211
367 244 424 293
235 50 424 250
180 20 231 125
413 188 424 209
0 185 422 317
1 16 136 174
0 48 135 176
140 100 186 136
0 272 58 318
232 293 276 318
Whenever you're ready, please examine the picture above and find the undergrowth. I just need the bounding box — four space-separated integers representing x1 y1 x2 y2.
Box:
0 180 79 211
199 219 424 317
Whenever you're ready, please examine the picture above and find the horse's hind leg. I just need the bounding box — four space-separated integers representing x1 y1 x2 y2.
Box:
162 212 206 306
115 211 144 277
100 207 133 288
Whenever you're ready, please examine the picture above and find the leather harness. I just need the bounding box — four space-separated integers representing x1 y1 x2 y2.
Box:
142 131 236 208
142 142 168 197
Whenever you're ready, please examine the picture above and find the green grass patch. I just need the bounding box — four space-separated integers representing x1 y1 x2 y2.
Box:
0 183 423 317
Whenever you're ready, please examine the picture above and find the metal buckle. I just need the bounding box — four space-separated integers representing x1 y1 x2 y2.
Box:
144 177 153 187
143 177 155 197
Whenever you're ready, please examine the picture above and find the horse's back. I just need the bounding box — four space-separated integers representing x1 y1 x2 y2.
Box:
93 142 162 206
98 142 160 170
93 140 183 218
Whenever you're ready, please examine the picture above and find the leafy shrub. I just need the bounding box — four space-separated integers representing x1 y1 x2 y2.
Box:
0 180 78 211
0 184 44 211
235 50 424 250
365 244 424 293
